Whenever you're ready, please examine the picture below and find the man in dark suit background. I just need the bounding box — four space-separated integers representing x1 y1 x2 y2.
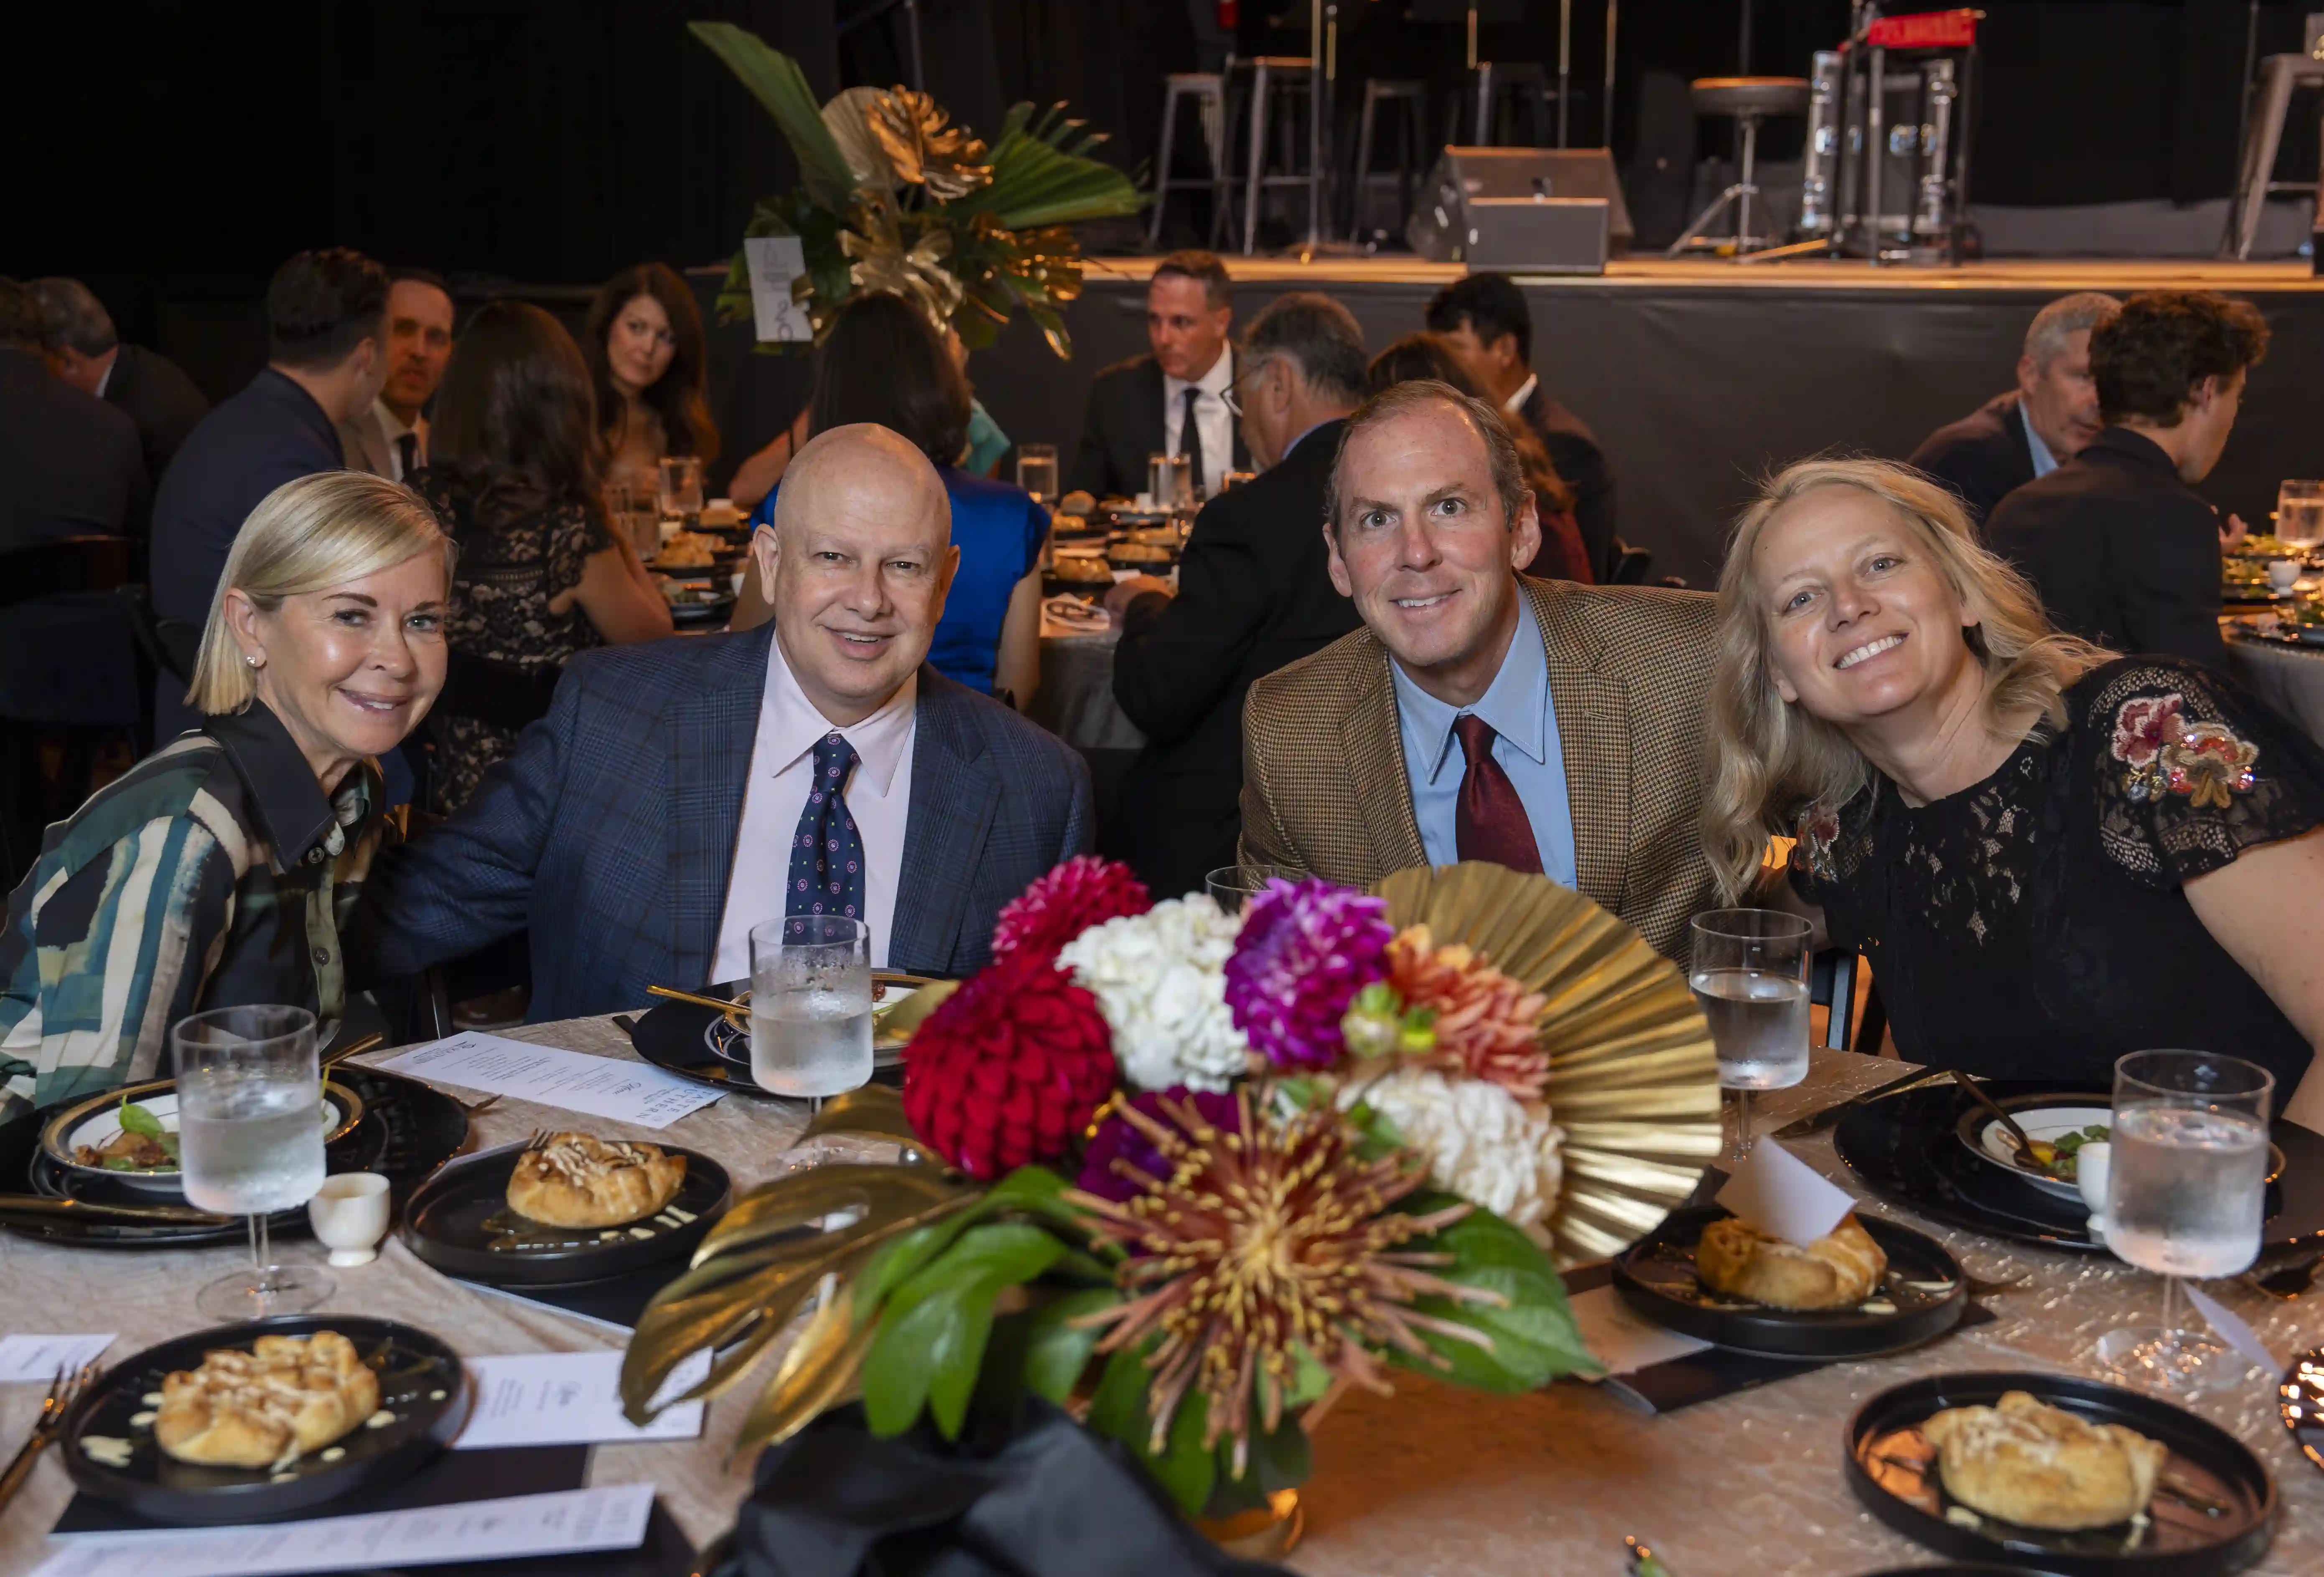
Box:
1068 249 1250 500
1908 291 2118 528
1104 293 1367 898
353 425 1092 1017
1426 272 1619 582
1985 290 2269 668
30 277 210 488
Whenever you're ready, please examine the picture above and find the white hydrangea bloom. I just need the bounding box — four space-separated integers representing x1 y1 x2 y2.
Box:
1338 1066 1565 1229
1056 895 1247 1092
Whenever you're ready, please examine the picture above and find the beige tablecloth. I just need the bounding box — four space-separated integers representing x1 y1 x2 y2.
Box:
6 1027 2324 1576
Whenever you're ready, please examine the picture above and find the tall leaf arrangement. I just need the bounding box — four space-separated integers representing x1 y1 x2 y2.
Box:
621 861 1647 1522
689 21 1145 357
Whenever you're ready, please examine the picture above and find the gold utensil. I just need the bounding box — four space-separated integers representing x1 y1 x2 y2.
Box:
0 1362 97 1514
646 984 742 1014
0 1193 230 1224
321 1031 385 1069
1770 1066 1949 1138
1950 1069 2040 1165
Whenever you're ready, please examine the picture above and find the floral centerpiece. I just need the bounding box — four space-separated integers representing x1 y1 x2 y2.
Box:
620 860 1719 1524
689 23 1144 356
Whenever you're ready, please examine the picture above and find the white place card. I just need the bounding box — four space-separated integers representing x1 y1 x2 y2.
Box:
0 1334 115 1383
743 235 812 342
2183 1283 2281 1375
454 1350 708 1450
34 1483 654 1576
1717 1139 1858 1246
365 1033 720 1129
1566 1286 1711 1378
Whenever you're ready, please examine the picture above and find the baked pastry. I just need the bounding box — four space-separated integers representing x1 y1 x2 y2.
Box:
654 531 722 569
1921 1391 2166 1530
1107 542 1174 566
155 1332 379 1470
1049 554 1114 585
1058 490 1097 516
506 1132 686 1227
1696 1214 1887 1310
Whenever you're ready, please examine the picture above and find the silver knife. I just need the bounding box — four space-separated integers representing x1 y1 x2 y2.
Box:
1771 1066 1946 1139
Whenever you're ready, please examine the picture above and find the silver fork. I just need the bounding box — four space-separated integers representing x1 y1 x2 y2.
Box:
0 1362 97 1513
523 1128 553 1151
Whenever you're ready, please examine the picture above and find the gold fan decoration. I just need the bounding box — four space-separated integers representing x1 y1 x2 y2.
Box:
1372 862 1721 1267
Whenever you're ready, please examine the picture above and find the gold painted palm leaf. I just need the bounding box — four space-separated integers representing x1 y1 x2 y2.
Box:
1373 862 1720 1267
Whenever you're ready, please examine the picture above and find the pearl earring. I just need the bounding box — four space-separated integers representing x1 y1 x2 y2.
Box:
245 654 262 669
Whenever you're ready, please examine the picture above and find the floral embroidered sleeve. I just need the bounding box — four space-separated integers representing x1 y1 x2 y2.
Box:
2092 661 2324 888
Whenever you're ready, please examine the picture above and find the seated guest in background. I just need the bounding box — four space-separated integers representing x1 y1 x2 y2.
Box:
734 293 1046 706
583 262 718 499
1241 380 1718 963
352 426 1092 1018
1908 291 2118 528
411 300 671 815
1706 458 2324 1106
340 269 456 482
1425 272 1618 581
1069 250 1250 500
29 276 210 486
1985 290 2269 669
0 473 449 1130
1367 333 1592 584
0 277 148 552
1105 293 1367 897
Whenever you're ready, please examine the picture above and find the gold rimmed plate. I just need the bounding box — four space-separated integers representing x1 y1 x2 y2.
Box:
40 1077 365 1198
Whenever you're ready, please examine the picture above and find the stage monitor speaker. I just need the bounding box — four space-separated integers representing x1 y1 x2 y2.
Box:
1407 147 1634 271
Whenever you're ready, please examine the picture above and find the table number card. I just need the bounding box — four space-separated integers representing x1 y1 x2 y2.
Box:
366 1033 721 1129
743 236 812 343
1716 1138 1857 1245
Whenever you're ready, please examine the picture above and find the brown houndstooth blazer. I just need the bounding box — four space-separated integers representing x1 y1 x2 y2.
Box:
1238 576 1721 964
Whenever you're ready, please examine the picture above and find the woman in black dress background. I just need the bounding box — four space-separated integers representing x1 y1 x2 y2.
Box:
1703 457 2324 1118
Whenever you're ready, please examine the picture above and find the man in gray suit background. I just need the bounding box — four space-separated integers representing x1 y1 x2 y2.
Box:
339 270 455 481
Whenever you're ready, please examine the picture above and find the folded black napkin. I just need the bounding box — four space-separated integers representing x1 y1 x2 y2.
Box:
714 1400 1291 1577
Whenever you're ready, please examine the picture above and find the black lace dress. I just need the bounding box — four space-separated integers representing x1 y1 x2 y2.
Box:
1789 658 2324 1090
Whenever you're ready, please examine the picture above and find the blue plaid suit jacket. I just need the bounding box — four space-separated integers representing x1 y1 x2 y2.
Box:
354 623 1093 1020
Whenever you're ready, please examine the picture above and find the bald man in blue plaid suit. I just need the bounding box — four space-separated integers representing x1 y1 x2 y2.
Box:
354 427 1091 1020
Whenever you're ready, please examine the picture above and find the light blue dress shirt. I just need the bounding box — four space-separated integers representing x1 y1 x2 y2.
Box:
1389 606 1579 889
2020 401 2060 479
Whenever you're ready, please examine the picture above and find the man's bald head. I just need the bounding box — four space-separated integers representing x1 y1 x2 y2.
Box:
772 423 952 547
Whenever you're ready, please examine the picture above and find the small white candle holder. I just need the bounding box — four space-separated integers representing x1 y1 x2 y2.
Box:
308 1172 392 1267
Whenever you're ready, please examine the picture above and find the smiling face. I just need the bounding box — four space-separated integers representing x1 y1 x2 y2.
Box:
1147 272 1232 384
1325 402 1540 706
1751 486 1983 730
753 425 960 725
380 279 455 422
606 292 676 395
226 549 450 788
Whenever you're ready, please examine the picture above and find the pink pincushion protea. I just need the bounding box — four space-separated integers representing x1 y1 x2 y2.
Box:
990 856 1152 963
1223 878 1392 1070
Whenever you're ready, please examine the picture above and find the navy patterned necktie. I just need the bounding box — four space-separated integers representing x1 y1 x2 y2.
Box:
786 733 865 936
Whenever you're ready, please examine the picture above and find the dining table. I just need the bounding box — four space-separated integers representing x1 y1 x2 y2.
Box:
6 1024 2324 1577
2224 622 2324 750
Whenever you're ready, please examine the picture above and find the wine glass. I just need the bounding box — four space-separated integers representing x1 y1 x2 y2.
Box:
749 917 873 1113
1688 910 1813 1162
2094 1049 2273 1394
173 1005 334 1319
1204 864 1303 915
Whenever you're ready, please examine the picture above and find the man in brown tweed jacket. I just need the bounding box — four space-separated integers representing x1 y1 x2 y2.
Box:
1239 380 1719 964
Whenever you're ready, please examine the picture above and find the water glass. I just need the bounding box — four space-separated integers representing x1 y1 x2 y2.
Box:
1148 452 1193 511
173 1005 333 1319
1205 864 1303 915
1016 443 1060 504
749 917 873 1104
1688 909 1813 1161
1219 470 1257 494
2277 480 2324 549
2095 1049 2273 1393
657 455 705 526
608 481 659 560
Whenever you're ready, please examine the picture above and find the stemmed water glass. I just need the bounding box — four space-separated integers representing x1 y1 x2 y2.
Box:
1688 910 1813 1162
1205 864 1303 915
173 1005 334 1320
749 917 873 1113
2094 1049 2274 1394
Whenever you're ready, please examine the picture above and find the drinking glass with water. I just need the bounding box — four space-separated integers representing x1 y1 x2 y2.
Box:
1204 864 1304 916
173 1004 334 1319
749 917 873 1107
2094 1049 2273 1393
1016 443 1059 504
657 455 705 528
1689 909 1813 1161
2276 480 2324 549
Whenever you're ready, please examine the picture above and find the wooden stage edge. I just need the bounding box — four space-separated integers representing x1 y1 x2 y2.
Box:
1079 253 2324 293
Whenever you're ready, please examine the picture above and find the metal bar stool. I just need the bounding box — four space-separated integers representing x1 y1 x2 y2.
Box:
1346 78 1426 241
1665 75 1810 258
1227 56 1319 256
1146 72 1232 248
2222 53 2324 261
1447 60 1551 147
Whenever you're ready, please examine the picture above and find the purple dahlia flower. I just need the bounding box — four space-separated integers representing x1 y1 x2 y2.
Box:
1077 1088 1242 1203
1221 877 1392 1071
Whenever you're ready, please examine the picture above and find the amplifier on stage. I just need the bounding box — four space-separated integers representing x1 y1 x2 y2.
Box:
1408 147 1632 273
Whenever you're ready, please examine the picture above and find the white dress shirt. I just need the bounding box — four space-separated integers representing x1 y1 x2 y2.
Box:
363 399 428 481
710 638 917 979
1162 346 1236 499
1502 372 1539 418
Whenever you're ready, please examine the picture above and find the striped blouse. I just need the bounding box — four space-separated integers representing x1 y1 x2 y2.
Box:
0 702 384 1132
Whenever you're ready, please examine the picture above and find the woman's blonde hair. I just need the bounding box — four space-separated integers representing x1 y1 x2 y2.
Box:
187 470 454 715
1701 456 2109 900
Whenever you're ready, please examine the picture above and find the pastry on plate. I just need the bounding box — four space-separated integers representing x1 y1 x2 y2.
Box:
1696 1213 1887 1310
1049 554 1114 585
654 531 722 569
154 1331 380 1470
1920 1390 2166 1530
506 1132 686 1227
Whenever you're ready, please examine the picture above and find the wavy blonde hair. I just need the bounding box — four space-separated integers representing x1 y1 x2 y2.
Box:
1702 457 2109 900
187 471 454 715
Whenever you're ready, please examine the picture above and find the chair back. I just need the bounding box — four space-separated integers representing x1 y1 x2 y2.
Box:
435 651 563 733
0 536 132 610
1608 542 1655 585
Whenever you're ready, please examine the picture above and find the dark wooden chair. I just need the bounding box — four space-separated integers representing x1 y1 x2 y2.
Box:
0 537 136 885
1810 946 1889 1054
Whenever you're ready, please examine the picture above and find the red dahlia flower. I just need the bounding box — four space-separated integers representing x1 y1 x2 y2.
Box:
990 855 1152 963
901 950 1118 1179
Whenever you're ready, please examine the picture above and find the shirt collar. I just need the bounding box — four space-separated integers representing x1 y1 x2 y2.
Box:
1164 346 1235 402
1503 373 1540 417
762 633 918 796
2091 425 2176 473
204 699 376 867
95 349 117 399
1389 595 1550 785
1282 417 1338 461
2019 400 2060 477
372 399 424 445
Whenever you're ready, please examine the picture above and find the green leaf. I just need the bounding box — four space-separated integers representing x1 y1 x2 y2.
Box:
102 1156 137 1171
860 1223 1064 1438
116 1101 161 1137
157 1133 180 1161
1017 1287 1119 1405
1204 1409 1311 1516
1087 1344 1215 1516
687 23 856 211
1392 1196 1599 1393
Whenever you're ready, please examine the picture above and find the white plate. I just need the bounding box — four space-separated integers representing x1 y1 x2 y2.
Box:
1972 1104 2111 1201
59 1091 350 1195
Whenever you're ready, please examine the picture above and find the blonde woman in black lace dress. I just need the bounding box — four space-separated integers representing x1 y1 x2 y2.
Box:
412 302 669 814
1703 457 2324 1122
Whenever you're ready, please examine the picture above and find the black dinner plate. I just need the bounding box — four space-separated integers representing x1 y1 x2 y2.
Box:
1845 1371 2276 1576
400 1138 730 1285
666 589 736 626
2277 1347 2324 1477
628 976 919 1096
1612 1205 1966 1360
60 1315 471 1526
1853 1567 2072 1577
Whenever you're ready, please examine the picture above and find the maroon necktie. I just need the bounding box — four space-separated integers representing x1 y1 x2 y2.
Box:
1453 714 1543 875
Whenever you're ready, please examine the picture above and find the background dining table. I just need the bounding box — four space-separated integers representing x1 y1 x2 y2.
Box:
2225 623 2324 750
5 1021 2323 1577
